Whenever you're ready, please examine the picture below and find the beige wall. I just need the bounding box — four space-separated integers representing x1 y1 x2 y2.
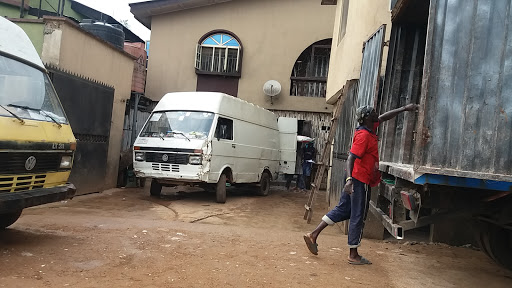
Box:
146 0 335 112
325 0 391 103
41 18 134 189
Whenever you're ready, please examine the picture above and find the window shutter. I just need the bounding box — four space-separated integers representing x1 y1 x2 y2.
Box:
236 47 240 72
195 44 201 69
224 48 229 71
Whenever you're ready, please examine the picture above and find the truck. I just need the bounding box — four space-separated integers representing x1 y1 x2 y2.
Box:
133 92 297 203
331 0 512 270
0 16 76 229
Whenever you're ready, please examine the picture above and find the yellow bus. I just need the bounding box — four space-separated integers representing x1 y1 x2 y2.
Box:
0 17 76 229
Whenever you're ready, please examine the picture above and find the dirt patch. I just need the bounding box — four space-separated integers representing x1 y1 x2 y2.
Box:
0 186 510 287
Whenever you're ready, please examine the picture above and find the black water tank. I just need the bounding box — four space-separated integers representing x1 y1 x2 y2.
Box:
79 19 125 50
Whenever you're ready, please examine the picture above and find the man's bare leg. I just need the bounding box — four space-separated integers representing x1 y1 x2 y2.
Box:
349 248 360 261
306 221 328 243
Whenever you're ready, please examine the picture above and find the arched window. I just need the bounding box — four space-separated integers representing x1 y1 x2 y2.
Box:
195 31 242 76
291 39 332 98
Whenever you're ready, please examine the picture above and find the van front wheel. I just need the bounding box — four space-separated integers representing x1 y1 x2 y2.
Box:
257 172 271 196
150 179 162 197
216 174 227 203
0 210 23 229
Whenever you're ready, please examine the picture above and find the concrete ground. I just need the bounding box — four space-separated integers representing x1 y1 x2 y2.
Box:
1 185 511 287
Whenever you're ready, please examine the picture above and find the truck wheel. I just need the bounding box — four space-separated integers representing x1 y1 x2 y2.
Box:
150 179 162 197
256 172 271 196
474 221 493 259
476 221 512 270
486 225 512 270
216 174 227 203
0 210 23 229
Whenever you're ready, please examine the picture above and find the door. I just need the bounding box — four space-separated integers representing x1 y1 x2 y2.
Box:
210 116 236 182
278 117 298 174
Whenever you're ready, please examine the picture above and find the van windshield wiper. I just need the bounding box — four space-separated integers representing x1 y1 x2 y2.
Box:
172 131 191 142
7 104 62 128
0 104 25 124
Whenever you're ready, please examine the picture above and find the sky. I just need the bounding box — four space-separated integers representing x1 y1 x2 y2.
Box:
75 0 151 41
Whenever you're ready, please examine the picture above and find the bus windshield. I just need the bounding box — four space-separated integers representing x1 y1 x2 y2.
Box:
0 54 67 124
140 111 215 140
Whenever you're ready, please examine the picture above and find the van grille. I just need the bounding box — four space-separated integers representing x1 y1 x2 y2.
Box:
151 163 180 173
0 152 69 175
145 152 188 165
0 174 47 193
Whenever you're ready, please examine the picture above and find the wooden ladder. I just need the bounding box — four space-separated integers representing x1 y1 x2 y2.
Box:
303 92 345 223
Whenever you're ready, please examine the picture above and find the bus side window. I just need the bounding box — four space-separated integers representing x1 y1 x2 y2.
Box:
215 117 233 140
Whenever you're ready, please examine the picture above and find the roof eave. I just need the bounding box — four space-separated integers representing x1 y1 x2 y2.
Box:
130 0 234 29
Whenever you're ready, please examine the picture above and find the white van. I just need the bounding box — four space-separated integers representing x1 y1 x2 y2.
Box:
133 92 296 203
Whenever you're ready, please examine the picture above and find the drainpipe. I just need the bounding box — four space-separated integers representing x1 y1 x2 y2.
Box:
131 94 141 146
19 0 25 18
57 0 61 16
38 0 42 19
60 0 65 16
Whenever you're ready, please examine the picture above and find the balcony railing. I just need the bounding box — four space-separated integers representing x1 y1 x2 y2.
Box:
290 77 327 98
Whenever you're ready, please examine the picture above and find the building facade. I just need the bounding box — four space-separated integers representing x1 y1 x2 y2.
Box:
323 0 392 104
131 0 337 160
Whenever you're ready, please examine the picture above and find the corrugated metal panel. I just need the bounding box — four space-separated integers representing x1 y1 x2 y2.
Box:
379 23 426 164
121 100 156 152
329 80 359 206
417 0 512 176
357 25 387 107
333 80 359 159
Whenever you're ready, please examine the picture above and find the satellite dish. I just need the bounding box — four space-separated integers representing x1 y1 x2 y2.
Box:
263 80 281 104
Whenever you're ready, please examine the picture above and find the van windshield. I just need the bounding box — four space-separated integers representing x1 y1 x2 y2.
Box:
140 111 214 140
0 54 67 124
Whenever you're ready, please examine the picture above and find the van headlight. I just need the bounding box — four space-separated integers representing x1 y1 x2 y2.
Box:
135 152 145 162
189 155 202 165
60 156 73 168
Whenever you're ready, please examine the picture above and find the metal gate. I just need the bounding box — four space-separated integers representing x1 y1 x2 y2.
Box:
48 67 114 195
121 95 156 152
329 25 387 206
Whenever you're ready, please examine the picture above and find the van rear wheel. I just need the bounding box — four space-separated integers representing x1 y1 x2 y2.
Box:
150 179 162 197
256 172 271 196
0 210 23 229
216 174 227 203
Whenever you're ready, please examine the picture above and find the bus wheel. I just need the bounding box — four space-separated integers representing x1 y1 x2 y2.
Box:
216 174 227 203
150 179 162 197
0 210 23 229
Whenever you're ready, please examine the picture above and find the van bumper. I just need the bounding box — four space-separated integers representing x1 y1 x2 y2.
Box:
134 162 207 182
0 183 76 213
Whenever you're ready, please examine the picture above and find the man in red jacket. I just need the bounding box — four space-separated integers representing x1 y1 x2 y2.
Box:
303 103 418 265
